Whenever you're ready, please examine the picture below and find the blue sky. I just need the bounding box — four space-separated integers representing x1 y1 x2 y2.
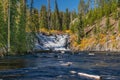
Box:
28 0 80 12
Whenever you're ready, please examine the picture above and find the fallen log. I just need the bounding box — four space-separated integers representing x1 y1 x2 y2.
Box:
78 72 101 80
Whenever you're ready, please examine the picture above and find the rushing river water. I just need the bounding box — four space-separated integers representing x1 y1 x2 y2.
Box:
0 52 120 80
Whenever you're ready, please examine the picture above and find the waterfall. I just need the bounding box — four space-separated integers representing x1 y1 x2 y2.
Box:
34 33 70 51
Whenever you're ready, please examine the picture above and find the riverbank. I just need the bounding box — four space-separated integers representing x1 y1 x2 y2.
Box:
1 32 120 57
1 49 120 58
70 33 120 52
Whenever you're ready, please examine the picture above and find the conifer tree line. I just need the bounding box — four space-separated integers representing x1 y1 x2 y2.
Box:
40 0 73 31
0 0 35 54
0 0 120 54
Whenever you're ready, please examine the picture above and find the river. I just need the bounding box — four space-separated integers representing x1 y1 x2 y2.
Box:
0 52 120 80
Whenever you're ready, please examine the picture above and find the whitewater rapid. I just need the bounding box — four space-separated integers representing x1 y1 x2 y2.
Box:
34 33 70 51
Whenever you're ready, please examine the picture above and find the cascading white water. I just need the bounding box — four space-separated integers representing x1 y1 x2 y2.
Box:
34 33 70 51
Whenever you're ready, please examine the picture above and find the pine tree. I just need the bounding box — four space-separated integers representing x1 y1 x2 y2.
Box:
77 0 85 43
54 0 61 30
29 0 35 52
95 0 105 17
10 0 19 53
66 8 70 30
33 8 40 33
17 0 27 53
40 5 48 29
70 10 77 22
63 8 70 30
0 0 7 53
51 12 56 29
59 11 64 30
106 17 110 32
77 13 84 44
78 0 88 15
48 0 51 30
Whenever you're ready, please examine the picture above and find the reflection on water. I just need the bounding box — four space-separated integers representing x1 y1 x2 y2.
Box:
0 59 26 70
0 53 120 80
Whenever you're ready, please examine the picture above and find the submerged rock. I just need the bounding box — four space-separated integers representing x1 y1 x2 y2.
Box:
61 62 72 66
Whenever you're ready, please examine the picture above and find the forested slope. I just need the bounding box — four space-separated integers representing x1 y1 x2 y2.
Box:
70 0 120 51
1 0 120 56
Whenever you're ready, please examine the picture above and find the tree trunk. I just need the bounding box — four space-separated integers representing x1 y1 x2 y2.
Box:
8 0 10 53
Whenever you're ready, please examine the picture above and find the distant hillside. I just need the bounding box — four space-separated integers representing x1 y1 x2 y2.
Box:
69 4 120 52
70 16 120 51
